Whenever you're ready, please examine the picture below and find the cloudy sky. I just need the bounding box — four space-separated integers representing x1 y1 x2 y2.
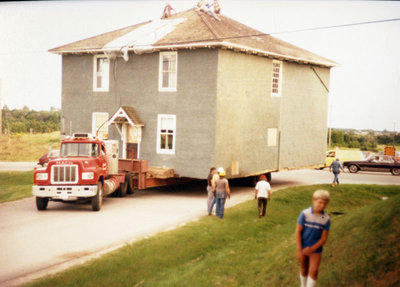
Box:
0 0 399 131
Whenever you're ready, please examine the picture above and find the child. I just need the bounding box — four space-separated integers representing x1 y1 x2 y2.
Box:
295 190 331 287
254 174 271 218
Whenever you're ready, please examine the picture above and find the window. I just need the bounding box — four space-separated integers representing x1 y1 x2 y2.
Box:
271 60 282 97
93 55 109 91
267 128 278 147
157 114 176 154
159 52 177 91
92 112 109 140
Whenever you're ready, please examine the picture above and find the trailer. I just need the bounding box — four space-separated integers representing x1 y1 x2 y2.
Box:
32 133 189 211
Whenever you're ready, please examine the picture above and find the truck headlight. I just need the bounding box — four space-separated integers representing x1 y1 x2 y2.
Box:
82 172 94 180
36 173 48 181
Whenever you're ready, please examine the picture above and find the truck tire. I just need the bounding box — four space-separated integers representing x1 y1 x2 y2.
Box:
92 182 103 211
126 173 134 194
117 176 128 197
391 168 400 176
36 197 49 211
348 164 359 173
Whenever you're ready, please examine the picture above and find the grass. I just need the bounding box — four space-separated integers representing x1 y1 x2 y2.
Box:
0 131 60 161
0 171 33 203
25 184 400 287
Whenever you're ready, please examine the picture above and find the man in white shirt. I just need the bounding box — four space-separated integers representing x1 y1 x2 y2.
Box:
255 174 271 218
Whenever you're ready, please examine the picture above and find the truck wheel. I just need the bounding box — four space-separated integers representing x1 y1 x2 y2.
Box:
92 182 103 211
36 197 49 211
117 176 128 197
391 168 400 176
126 173 134 194
266 172 272 182
348 164 359 173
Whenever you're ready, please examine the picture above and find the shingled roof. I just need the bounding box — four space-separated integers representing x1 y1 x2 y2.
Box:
49 8 337 68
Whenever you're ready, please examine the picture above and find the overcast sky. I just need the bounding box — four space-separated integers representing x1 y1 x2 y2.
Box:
0 0 399 132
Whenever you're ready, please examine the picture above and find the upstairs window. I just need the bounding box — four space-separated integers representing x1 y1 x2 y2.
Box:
93 55 109 92
271 60 282 97
159 52 177 91
157 114 176 154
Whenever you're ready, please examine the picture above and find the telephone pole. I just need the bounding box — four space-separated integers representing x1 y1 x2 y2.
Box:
0 78 2 138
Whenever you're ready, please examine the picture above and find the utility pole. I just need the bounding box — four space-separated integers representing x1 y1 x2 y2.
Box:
0 78 2 138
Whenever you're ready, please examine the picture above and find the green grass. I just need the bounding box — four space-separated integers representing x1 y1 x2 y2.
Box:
0 171 33 203
0 132 60 161
26 184 400 287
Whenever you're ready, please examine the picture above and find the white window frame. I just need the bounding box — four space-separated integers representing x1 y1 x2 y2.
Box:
156 114 176 154
271 60 282 97
158 51 177 92
92 112 109 140
93 55 110 92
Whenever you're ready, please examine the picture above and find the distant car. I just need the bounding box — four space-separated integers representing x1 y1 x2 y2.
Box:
38 150 60 167
343 155 400 176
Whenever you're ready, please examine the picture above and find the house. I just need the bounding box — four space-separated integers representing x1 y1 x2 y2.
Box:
50 6 337 179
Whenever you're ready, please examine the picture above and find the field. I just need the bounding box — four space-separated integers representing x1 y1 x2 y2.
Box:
0 171 33 203
26 184 400 287
0 132 60 161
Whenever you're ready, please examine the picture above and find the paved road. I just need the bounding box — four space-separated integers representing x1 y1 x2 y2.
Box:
0 169 398 286
0 162 39 172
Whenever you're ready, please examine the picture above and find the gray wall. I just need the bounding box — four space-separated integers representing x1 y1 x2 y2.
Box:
62 49 218 179
61 48 330 180
278 63 329 169
215 50 330 177
215 50 280 177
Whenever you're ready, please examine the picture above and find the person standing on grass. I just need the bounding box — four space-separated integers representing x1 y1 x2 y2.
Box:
206 167 216 214
296 190 331 287
254 174 271 218
214 169 230 219
329 158 343 187
208 167 222 215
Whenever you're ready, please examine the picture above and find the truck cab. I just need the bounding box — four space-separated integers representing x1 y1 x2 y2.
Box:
32 133 112 211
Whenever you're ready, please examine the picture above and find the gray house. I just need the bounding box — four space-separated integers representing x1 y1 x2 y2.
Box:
50 7 336 179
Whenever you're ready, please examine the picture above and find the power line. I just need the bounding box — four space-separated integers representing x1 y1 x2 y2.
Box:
270 18 400 35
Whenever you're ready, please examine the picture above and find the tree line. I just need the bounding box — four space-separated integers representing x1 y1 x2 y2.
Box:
1 106 60 133
329 129 400 151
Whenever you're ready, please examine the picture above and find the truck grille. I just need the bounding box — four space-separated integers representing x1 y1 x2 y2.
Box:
51 165 78 184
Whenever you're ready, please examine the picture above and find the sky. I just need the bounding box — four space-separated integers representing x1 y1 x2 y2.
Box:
0 0 399 132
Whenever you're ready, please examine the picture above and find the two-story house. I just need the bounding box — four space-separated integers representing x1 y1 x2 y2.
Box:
50 7 336 179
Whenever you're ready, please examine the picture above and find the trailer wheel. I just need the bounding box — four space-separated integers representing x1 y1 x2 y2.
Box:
117 176 128 197
92 182 103 211
36 197 49 211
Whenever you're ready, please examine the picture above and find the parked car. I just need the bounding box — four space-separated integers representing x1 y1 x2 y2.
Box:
324 149 364 168
38 150 60 167
343 155 400 176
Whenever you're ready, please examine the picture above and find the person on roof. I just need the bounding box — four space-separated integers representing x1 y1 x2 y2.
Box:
161 2 175 19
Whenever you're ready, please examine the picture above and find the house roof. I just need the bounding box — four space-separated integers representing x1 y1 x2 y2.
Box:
109 106 144 127
49 8 337 68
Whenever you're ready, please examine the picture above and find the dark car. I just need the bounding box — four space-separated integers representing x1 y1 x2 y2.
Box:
38 149 60 167
343 155 400 176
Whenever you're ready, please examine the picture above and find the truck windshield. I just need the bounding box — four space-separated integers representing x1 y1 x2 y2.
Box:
61 143 99 157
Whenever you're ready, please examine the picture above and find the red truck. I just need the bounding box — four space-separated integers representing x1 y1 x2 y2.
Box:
32 133 178 211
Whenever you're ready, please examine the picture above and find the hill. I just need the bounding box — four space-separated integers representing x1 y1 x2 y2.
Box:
27 184 400 287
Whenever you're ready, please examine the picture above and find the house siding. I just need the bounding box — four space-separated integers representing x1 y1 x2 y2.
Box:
215 50 329 177
61 49 218 179
215 49 280 177
278 63 329 169
61 48 330 180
